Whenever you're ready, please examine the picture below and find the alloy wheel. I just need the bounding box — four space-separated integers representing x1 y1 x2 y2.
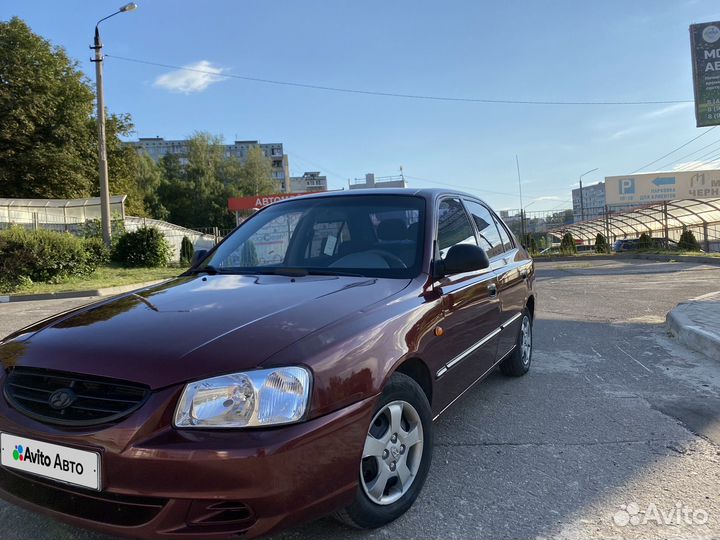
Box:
520 315 532 366
360 400 424 505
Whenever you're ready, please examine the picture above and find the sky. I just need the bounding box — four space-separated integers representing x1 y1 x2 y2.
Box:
4 0 720 213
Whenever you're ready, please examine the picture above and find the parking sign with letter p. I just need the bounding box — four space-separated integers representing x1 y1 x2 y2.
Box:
619 178 635 195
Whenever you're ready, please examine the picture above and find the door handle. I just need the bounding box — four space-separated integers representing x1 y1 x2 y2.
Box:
488 283 498 298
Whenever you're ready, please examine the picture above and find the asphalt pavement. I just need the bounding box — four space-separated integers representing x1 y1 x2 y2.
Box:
0 259 719 539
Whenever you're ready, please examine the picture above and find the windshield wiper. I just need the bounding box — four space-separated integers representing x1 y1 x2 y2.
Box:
250 268 366 278
306 269 365 277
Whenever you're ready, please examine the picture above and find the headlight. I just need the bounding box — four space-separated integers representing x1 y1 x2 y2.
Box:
173 367 311 428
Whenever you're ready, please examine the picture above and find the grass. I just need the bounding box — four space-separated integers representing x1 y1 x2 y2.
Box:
1 265 184 296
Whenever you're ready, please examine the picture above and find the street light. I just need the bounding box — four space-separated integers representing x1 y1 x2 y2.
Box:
91 3 138 247
578 167 598 222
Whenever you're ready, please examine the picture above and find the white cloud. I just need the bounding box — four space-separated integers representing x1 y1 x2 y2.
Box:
640 102 692 120
598 102 693 141
153 60 225 94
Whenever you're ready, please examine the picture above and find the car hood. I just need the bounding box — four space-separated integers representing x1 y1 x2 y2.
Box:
0 274 411 389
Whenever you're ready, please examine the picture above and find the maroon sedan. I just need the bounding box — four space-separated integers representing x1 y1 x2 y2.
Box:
0 189 535 538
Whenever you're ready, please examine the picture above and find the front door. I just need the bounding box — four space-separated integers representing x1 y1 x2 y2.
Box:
427 197 501 414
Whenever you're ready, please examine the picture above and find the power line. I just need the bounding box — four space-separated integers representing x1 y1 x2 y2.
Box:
676 148 720 171
286 152 350 182
404 175 521 197
657 137 720 170
106 54 692 107
630 127 717 173
674 144 720 170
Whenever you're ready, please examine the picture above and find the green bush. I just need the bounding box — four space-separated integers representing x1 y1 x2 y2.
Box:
560 232 577 255
594 233 609 253
637 232 652 250
112 226 172 268
524 233 539 255
678 228 701 251
0 227 102 290
82 237 110 267
180 236 194 266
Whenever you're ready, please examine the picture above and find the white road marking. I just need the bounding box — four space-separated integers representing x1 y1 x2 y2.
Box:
615 344 652 373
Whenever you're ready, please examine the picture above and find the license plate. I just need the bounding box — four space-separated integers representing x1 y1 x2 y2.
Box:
0 433 101 490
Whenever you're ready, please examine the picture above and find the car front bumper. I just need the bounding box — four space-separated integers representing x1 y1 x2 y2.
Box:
0 388 377 539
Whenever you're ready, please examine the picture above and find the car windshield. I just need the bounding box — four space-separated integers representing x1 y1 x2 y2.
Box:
201 195 426 279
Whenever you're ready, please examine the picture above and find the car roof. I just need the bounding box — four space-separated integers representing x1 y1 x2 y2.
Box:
274 188 488 206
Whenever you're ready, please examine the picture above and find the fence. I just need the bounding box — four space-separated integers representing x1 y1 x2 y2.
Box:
0 207 219 263
124 217 217 261
549 199 720 252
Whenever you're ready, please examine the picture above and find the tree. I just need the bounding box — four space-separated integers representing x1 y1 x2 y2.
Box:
560 232 577 255
0 17 96 198
678 228 701 251
0 17 141 212
238 145 277 196
135 153 168 220
594 233 609 254
103 113 150 216
637 232 652 250
524 233 538 255
180 236 194 266
152 134 279 229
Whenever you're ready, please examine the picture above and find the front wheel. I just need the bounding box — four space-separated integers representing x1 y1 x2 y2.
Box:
334 372 433 529
499 308 533 377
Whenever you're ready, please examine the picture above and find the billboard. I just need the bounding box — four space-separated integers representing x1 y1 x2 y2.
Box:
605 170 720 206
227 192 321 211
690 21 720 127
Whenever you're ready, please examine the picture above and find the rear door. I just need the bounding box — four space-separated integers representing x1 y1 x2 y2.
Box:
464 199 530 359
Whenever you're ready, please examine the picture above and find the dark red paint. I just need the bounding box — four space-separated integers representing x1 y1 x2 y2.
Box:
0 189 535 539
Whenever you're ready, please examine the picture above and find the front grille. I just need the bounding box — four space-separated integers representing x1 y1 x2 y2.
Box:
3 368 150 427
0 467 166 526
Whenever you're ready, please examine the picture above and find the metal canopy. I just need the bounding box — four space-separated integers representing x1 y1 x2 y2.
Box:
550 197 720 243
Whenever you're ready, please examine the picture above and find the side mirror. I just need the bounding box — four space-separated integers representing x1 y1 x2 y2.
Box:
190 249 208 268
439 244 490 276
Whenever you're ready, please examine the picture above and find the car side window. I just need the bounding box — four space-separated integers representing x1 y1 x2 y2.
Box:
492 214 514 252
463 200 505 259
437 198 477 259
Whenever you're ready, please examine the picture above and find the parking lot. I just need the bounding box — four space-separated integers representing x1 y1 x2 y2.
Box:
0 259 719 539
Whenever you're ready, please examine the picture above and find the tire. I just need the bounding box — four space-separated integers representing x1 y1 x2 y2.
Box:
499 308 533 377
334 372 433 529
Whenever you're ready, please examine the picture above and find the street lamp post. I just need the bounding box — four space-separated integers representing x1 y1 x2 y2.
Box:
578 167 599 222
91 2 138 247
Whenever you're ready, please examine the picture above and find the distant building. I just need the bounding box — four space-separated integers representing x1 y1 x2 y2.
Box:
128 137 291 191
572 181 605 222
289 171 328 193
349 173 407 190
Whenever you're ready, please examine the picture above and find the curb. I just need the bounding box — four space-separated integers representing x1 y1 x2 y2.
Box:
630 253 720 266
0 279 171 304
666 295 720 362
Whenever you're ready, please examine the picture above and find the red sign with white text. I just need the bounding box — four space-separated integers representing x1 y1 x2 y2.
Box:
227 192 321 211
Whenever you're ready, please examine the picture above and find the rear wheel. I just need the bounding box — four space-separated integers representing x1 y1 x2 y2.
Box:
334 372 433 529
499 308 533 377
